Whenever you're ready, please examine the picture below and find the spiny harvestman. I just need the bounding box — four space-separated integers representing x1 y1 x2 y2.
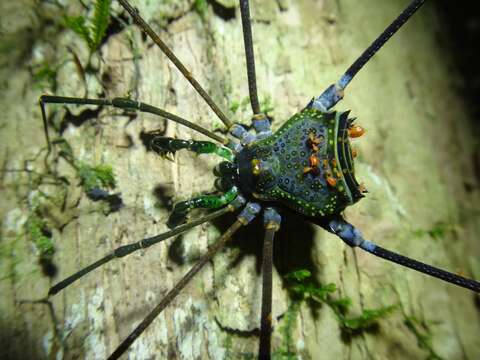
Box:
37 0 480 358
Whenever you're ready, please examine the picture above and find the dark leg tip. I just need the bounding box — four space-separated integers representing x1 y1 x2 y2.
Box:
150 136 172 154
48 286 59 297
167 214 187 229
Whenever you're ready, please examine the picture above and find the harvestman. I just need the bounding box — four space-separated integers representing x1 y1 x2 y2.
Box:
38 0 480 358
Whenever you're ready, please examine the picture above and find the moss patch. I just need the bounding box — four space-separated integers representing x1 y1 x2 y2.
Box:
64 0 111 54
284 269 397 333
77 162 116 192
25 209 57 278
412 221 457 241
273 300 301 360
194 0 208 18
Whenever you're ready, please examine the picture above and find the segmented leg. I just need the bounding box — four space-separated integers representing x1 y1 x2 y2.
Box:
117 0 233 128
230 124 256 145
251 114 272 140
238 0 273 141
313 0 427 112
150 136 234 161
259 208 281 360
107 202 261 360
168 187 239 228
48 195 246 296
214 161 238 192
39 95 227 152
239 0 260 115
325 216 480 293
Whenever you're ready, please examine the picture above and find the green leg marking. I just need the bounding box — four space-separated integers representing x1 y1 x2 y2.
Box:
168 187 238 228
151 137 233 161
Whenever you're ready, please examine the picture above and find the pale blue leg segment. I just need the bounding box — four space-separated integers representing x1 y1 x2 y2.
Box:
311 75 351 112
238 202 262 224
252 114 272 140
230 124 256 145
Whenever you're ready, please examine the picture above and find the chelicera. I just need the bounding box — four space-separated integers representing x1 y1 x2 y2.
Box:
38 0 480 358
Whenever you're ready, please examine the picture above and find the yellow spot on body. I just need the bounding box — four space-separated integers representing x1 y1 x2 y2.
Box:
251 159 261 175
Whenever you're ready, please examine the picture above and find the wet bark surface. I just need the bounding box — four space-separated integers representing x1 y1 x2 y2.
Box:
1 0 479 359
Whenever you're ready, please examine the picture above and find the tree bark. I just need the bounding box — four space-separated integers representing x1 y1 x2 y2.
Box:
1 0 479 359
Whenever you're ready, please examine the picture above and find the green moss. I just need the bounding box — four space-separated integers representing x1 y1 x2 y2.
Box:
222 333 255 360
412 221 455 241
64 0 111 53
273 301 301 360
77 162 116 191
194 0 208 18
394 289 443 360
229 95 274 117
284 269 311 282
211 120 225 131
0 237 21 283
402 310 443 360
223 334 233 358
32 64 57 90
229 97 251 115
260 94 274 115
64 16 92 49
50 138 118 208
284 269 396 334
26 215 54 260
91 0 111 50
229 100 241 114
341 306 397 331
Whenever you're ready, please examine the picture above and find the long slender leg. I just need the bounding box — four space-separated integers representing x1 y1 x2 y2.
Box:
168 187 239 228
150 137 234 161
259 208 281 360
39 95 227 151
117 0 233 128
239 0 260 115
237 0 273 141
107 202 261 360
326 216 480 293
48 197 246 296
313 0 427 112
39 96 108 154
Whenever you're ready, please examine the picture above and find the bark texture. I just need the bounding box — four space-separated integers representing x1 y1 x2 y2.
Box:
1 0 479 359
